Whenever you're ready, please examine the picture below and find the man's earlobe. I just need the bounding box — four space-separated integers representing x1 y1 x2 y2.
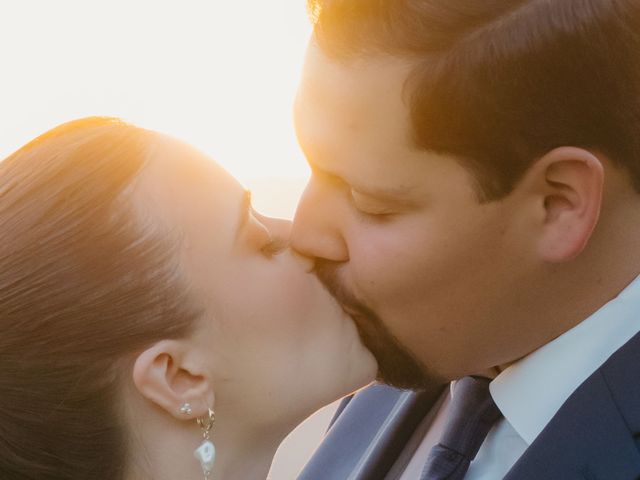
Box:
536 147 604 262
132 340 214 419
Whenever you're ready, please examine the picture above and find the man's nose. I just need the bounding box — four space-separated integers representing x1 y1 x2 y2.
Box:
291 179 349 262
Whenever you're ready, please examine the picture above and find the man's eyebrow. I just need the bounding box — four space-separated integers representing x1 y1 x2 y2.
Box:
351 183 418 203
235 189 252 241
311 161 417 203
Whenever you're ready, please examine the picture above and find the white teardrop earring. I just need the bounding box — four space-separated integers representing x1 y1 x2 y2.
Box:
194 408 216 479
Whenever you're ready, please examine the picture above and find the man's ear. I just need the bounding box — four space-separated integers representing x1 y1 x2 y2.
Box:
528 146 604 262
132 340 214 419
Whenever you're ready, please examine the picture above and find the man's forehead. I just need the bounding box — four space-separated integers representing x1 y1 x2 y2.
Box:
294 42 446 198
296 52 415 150
299 42 413 113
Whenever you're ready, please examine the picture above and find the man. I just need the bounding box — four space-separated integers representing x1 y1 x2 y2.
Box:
290 0 640 478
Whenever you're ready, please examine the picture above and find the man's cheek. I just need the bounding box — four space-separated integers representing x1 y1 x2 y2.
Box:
353 257 419 305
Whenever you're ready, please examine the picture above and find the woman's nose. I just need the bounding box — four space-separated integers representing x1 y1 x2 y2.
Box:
289 247 315 272
267 217 292 245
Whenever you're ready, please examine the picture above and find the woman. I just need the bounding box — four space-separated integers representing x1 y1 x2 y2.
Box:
0 117 376 480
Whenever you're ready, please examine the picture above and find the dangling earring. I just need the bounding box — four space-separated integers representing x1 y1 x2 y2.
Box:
194 408 216 479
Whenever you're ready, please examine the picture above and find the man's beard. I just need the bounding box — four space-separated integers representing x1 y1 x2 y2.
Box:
314 259 440 391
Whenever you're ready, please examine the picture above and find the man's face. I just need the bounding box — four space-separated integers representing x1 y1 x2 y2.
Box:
292 43 532 387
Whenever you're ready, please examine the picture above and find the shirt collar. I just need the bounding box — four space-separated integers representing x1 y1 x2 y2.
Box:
489 274 640 445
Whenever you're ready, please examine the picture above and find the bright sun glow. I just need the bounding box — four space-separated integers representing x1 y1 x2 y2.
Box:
0 0 312 218
0 2 335 478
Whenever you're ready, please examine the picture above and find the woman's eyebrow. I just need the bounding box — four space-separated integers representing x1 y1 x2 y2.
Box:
234 189 252 241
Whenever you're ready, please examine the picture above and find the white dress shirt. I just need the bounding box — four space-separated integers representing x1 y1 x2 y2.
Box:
400 273 640 479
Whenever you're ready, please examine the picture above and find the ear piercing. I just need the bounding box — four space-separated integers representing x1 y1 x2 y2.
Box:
194 408 216 479
180 403 216 478
179 403 216 478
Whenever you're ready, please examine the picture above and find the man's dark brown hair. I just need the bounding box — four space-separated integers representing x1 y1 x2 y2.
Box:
308 0 640 200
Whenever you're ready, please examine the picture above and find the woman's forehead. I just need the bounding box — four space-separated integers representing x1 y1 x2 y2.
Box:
132 133 245 248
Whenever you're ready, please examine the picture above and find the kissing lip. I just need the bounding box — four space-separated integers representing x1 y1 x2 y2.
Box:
339 304 370 331
339 302 362 319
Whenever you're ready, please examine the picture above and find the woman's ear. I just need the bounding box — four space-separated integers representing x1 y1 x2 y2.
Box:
530 147 604 262
132 340 214 419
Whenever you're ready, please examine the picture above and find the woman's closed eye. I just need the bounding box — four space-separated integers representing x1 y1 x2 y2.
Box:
250 209 290 258
261 236 288 258
246 212 288 258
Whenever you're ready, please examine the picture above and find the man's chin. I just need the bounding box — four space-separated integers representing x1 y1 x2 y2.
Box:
348 310 438 391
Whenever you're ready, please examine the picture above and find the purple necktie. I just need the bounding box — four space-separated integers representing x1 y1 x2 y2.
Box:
420 376 503 480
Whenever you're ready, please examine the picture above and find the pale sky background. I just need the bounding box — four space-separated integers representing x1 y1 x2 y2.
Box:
0 1 339 478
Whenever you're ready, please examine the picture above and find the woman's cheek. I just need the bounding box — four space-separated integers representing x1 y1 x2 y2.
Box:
272 264 322 318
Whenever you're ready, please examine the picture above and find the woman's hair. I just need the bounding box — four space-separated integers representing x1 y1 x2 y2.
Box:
0 117 203 479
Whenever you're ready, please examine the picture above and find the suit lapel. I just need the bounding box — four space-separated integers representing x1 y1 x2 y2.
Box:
505 331 640 480
298 383 443 480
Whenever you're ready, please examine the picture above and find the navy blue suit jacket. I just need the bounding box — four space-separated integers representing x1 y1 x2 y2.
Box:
299 331 640 479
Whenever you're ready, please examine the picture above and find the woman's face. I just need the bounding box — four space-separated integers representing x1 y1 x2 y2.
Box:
134 134 376 426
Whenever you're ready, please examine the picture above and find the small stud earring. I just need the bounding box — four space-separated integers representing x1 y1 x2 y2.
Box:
179 403 193 415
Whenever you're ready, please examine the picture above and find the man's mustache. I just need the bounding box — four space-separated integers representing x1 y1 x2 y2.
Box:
312 258 369 315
